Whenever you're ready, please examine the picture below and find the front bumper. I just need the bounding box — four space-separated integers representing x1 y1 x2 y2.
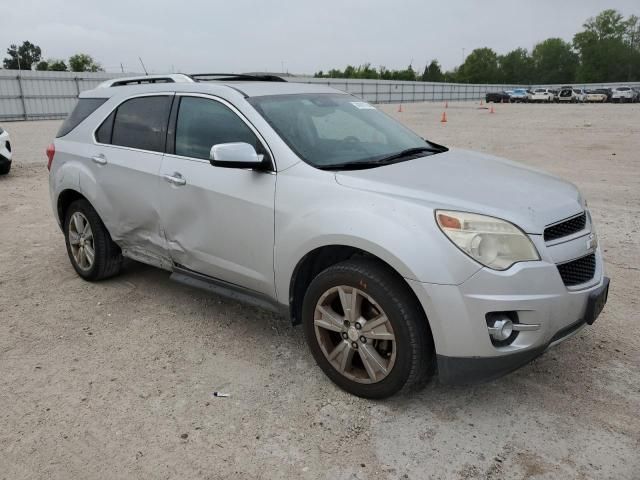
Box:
407 238 608 384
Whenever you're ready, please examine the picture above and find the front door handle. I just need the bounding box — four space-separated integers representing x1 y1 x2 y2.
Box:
163 172 186 186
91 154 107 165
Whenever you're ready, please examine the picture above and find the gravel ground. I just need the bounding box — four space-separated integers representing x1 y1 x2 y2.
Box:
1 102 638 480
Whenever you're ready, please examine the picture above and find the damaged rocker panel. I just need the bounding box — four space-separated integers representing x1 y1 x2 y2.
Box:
170 265 289 318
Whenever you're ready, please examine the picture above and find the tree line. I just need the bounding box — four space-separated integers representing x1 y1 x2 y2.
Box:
314 9 640 84
2 41 102 72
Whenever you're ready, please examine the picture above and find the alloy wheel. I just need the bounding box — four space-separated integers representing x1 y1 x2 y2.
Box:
68 212 95 271
313 285 396 384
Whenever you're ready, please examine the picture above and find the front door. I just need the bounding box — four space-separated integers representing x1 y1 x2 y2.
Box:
158 94 276 296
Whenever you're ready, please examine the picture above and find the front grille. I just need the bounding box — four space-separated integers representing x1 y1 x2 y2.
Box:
557 253 596 286
544 213 586 242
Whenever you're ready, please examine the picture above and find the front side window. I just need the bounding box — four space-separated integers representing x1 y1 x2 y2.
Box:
108 96 172 152
175 96 262 160
248 94 437 168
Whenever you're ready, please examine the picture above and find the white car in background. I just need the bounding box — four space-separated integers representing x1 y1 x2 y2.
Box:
585 90 608 103
572 89 587 103
611 87 637 103
528 88 554 103
0 126 12 175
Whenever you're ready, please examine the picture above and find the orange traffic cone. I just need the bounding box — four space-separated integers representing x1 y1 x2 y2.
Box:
489 105 495 114
440 111 447 123
398 103 403 113
444 101 448 109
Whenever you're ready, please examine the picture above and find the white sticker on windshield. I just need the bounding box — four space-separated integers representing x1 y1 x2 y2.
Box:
350 101 376 110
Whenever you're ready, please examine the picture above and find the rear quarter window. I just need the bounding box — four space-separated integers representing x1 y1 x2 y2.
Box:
56 98 108 138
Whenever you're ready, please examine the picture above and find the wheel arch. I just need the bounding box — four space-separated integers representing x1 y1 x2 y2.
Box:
287 244 433 339
57 188 88 226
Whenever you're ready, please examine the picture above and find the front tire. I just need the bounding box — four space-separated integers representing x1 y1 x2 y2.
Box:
302 259 433 398
0 163 10 175
64 199 122 281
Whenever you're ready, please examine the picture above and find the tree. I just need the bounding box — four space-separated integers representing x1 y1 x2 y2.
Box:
48 59 68 71
3 41 42 70
421 60 444 82
573 9 640 82
499 48 534 84
35 59 68 72
68 53 103 72
456 48 500 83
531 38 578 84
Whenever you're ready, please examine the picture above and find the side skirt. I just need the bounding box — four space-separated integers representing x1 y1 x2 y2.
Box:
170 265 289 318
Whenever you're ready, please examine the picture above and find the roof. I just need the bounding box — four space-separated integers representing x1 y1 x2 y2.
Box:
85 74 343 99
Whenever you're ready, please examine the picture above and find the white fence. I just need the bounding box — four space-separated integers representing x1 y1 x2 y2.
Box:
0 70 639 121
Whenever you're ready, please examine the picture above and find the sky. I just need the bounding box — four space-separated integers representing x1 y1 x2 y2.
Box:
1 0 638 75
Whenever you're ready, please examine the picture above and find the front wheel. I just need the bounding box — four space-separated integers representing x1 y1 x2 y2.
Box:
302 259 433 398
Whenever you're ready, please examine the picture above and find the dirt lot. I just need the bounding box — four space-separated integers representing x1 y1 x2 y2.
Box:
1 102 639 480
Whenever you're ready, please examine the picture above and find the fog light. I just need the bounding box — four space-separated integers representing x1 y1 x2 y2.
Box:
487 317 513 341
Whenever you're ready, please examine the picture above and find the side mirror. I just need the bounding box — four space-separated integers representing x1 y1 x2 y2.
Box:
209 142 266 169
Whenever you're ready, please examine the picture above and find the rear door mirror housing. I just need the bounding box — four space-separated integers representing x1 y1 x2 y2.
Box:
209 142 266 169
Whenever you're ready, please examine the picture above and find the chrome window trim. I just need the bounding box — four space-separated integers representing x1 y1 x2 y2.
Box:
90 91 276 171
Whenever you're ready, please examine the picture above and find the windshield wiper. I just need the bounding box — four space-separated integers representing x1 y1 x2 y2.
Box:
318 146 443 171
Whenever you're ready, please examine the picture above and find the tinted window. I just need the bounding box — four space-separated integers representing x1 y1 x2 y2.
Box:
175 97 261 160
57 98 108 138
111 96 172 152
96 110 115 144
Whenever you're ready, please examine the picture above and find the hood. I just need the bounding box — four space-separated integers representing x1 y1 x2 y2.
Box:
334 149 583 234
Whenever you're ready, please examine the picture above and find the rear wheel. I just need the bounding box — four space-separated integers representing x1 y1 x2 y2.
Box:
0 163 10 175
64 199 122 281
302 259 433 398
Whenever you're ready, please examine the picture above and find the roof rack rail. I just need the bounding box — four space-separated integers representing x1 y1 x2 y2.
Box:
189 73 287 83
97 74 195 88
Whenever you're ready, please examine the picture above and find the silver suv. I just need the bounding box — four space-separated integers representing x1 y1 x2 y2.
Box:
48 74 609 398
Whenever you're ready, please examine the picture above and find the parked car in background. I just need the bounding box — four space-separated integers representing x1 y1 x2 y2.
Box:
558 87 578 103
485 91 511 103
0 126 12 175
585 90 608 103
528 88 554 103
595 88 614 102
509 88 529 103
611 87 638 103
47 73 609 398
573 89 587 103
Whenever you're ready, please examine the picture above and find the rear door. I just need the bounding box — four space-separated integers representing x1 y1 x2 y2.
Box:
90 94 173 268
158 94 276 296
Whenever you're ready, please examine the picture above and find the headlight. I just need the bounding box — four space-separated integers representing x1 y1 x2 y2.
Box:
435 210 540 270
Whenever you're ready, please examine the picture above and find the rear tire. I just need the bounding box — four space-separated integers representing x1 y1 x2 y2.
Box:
0 163 10 175
64 199 122 281
302 259 433 398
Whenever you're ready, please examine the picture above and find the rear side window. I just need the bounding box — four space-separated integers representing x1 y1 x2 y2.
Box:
174 96 261 160
108 96 172 152
56 98 108 138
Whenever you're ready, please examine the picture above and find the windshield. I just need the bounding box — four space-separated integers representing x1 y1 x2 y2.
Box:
248 94 441 168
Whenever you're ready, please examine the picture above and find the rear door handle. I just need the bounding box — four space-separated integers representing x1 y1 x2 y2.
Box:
91 154 107 165
163 172 186 186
